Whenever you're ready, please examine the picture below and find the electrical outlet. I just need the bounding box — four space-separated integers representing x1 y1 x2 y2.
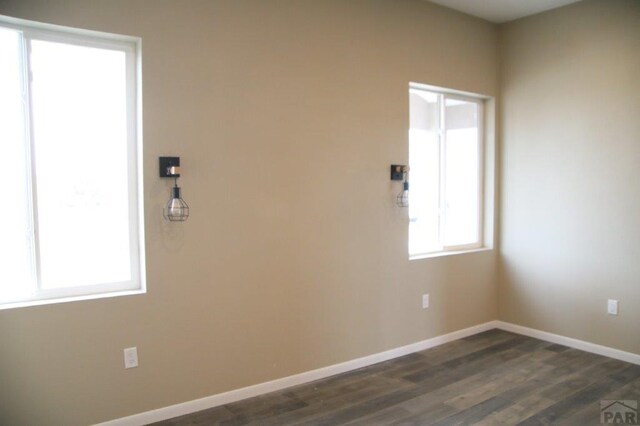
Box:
124 347 138 369
422 294 430 309
607 299 618 316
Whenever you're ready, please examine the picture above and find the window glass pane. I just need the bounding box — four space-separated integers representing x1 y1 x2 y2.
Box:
409 90 440 254
30 39 132 289
0 28 36 300
443 98 479 247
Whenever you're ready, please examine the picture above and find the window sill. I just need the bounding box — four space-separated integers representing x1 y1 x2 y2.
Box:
409 247 493 261
0 288 146 311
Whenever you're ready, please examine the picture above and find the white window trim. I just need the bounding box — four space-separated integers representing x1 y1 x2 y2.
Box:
408 82 494 260
0 15 146 310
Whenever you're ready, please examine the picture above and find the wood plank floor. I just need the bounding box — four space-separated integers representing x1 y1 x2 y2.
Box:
152 330 640 425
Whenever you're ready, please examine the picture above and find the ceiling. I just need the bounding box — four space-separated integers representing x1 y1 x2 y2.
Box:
427 0 583 23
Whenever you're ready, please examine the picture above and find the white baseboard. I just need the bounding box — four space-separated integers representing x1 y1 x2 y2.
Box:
97 320 640 425
495 321 640 366
95 320 498 426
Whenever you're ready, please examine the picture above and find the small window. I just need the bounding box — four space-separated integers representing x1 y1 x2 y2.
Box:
0 18 144 308
408 85 485 257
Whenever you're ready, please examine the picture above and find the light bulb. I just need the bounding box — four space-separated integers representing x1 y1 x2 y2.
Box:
396 181 409 207
164 185 189 222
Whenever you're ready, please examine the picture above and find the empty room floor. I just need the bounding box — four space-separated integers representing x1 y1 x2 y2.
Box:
153 329 640 425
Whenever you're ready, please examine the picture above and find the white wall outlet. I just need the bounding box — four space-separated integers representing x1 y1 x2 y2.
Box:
124 347 139 369
607 299 619 316
422 294 430 309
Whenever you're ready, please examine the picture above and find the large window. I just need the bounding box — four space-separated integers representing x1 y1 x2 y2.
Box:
0 17 144 308
409 84 484 257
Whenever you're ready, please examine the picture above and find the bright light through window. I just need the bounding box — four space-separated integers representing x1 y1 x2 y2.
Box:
31 40 131 289
0 19 143 308
409 86 483 256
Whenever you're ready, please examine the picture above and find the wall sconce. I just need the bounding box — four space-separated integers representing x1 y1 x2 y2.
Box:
390 164 409 208
159 156 189 222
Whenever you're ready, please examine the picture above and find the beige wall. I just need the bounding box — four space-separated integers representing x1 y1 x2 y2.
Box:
0 1 499 424
499 0 640 354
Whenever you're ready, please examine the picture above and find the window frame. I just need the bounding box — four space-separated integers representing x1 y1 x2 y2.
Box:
0 15 145 309
408 82 489 259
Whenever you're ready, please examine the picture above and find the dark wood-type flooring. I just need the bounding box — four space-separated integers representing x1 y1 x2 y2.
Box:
152 329 640 425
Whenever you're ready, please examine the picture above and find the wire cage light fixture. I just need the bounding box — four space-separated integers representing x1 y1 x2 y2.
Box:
390 164 409 208
159 157 189 222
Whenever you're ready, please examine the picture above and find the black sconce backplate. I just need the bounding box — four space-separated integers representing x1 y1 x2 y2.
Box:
159 157 181 177
390 164 406 181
